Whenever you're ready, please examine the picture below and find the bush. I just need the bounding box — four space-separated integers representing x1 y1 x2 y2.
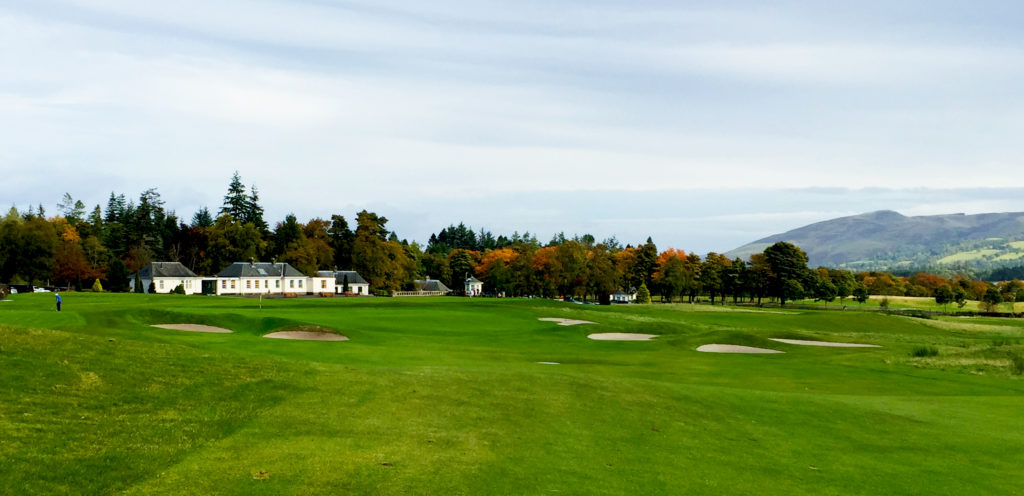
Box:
91 279 103 293
1011 354 1024 376
911 346 939 357
879 297 890 311
636 283 652 304
0 284 8 300
894 309 933 320
172 284 186 295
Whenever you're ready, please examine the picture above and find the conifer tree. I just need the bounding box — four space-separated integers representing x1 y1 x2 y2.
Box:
636 282 652 304
191 207 214 228
220 172 248 220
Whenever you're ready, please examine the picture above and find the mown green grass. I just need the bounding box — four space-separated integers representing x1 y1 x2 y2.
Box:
2 293 1023 494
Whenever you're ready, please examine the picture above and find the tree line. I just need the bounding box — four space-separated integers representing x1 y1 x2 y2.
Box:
2 173 1021 305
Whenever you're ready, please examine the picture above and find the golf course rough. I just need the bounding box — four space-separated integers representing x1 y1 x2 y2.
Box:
1 292 1023 495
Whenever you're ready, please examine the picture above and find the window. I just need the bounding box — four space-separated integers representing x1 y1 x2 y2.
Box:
357 286 362 294
289 280 294 288
246 280 251 289
321 280 327 289
276 280 280 288
255 280 260 289
298 280 303 288
231 280 236 289
221 280 226 289
159 280 164 289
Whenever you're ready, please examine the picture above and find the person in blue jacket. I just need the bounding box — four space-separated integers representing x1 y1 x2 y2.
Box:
55 293 61 312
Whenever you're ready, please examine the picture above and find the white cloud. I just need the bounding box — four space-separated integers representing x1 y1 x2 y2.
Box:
2 1 1024 247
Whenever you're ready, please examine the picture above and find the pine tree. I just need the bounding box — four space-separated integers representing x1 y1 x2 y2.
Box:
191 207 214 228
220 172 248 220
245 185 269 233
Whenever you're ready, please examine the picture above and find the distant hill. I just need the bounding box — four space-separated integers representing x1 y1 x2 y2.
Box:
725 210 1024 271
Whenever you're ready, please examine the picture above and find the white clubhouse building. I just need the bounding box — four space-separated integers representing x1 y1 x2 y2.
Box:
214 262 334 296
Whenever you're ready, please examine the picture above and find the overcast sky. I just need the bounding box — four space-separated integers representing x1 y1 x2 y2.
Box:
3 1 1024 253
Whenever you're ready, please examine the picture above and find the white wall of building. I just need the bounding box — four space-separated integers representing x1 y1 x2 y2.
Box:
147 277 202 295
335 282 369 295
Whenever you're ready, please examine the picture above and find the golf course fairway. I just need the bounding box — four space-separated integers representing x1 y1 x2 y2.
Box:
2 293 1023 494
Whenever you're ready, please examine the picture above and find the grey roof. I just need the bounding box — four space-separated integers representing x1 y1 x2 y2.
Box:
216 262 306 278
465 276 482 283
139 262 199 279
415 279 451 292
332 271 368 285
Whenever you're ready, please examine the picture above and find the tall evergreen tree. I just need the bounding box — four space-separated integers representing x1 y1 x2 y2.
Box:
328 215 355 269
220 171 248 220
245 185 269 233
191 207 214 228
763 241 811 306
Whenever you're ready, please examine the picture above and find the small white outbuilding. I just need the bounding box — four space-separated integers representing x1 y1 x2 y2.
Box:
136 262 202 294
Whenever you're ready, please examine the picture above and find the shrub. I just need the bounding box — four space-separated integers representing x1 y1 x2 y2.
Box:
91 279 103 293
879 297 890 311
911 346 939 357
636 283 652 304
897 309 933 320
1011 354 1024 376
0 284 8 300
172 284 186 295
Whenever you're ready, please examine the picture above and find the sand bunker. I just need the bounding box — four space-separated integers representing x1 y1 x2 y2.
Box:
153 324 233 333
769 338 880 348
696 344 783 354
263 331 349 341
537 361 560 365
539 318 596 326
587 333 658 341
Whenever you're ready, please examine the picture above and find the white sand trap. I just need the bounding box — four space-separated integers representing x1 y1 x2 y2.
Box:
588 333 658 341
153 324 233 333
539 317 596 326
263 331 349 341
697 344 783 354
537 361 560 365
769 338 880 348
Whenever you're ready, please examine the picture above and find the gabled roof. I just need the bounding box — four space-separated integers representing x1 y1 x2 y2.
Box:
415 279 450 292
216 262 305 278
465 276 482 283
139 262 199 279
332 271 368 285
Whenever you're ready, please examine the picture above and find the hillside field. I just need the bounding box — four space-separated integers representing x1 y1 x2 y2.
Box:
2 294 1023 494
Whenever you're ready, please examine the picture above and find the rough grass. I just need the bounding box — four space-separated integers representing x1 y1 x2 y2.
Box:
2 293 1024 494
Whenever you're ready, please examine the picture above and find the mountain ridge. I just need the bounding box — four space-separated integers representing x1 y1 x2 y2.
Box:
725 210 1024 270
